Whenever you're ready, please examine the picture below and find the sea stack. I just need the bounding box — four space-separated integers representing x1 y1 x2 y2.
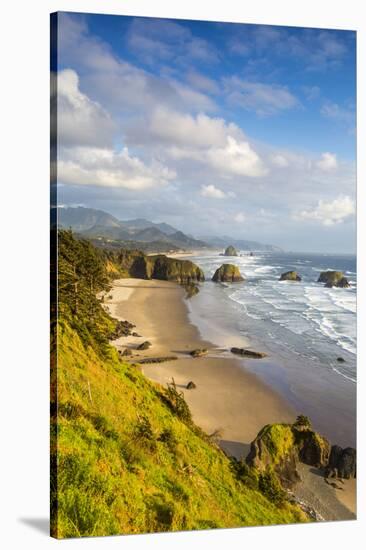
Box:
317 271 350 288
280 271 301 282
212 264 244 282
224 245 238 256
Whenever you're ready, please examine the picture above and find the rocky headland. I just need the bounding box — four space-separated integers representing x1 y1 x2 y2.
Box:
114 249 205 285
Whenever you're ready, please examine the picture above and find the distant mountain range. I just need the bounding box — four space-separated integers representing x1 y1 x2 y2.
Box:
53 206 281 253
54 207 207 251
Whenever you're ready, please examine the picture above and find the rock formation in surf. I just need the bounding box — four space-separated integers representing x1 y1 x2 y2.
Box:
212 264 244 283
280 271 301 282
224 245 238 256
317 271 350 288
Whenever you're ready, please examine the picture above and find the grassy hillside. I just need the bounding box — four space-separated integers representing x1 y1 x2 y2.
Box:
51 231 307 538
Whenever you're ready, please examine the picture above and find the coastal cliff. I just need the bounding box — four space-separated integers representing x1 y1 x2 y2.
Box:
51 230 306 537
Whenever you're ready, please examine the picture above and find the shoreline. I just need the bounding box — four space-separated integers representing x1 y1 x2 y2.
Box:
103 278 296 459
103 278 356 520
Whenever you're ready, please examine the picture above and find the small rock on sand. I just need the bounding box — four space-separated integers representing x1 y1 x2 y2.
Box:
190 348 208 358
137 341 152 350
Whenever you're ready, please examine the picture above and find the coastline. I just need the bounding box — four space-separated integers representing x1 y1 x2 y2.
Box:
103 278 295 459
103 277 356 520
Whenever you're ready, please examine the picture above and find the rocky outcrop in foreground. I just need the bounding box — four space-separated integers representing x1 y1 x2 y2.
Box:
110 320 136 339
212 264 244 282
246 416 355 490
280 271 301 282
325 445 356 479
318 271 350 288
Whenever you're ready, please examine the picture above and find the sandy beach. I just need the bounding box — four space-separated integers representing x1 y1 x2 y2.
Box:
103 278 356 520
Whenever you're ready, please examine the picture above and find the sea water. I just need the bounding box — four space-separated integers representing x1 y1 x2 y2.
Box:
186 250 356 446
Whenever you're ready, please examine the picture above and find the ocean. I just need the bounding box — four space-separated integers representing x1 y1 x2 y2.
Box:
186 250 357 447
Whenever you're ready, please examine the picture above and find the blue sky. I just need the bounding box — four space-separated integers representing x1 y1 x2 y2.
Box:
55 12 356 252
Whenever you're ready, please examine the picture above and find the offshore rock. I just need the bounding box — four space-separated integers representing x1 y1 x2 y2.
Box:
224 245 238 256
212 264 244 283
318 271 350 288
280 271 301 282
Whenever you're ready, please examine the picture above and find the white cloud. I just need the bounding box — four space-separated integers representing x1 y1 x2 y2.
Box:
200 185 227 199
56 69 115 147
270 154 289 167
234 212 246 223
224 77 299 116
148 108 242 148
58 13 216 116
207 137 267 177
58 146 176 190
316 152 338 171
137 109 267 178
296 195 355 226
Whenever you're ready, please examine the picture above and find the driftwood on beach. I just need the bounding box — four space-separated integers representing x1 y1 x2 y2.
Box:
135 356 178 364
231 347 267 359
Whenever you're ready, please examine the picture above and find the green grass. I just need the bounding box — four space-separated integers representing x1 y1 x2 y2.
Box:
51 231 307 537
256 424 295 465
51 322 307 538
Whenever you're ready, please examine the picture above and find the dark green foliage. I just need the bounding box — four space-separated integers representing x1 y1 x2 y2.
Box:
258 468 287 505
231 459 259 490
149 498 175 530
163 379 192 424
133 415 157 452
158 428 179 454
57 230 118 355
293 415 312 429
91 414 119 441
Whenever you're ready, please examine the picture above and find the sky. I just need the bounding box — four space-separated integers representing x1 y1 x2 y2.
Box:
54 12 356 253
